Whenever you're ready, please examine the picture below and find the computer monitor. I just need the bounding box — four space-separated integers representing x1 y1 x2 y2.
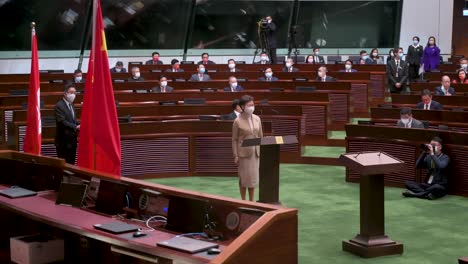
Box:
166 196 208 233
95 180 129 215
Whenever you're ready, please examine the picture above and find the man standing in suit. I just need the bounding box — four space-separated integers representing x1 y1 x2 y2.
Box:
72 69 85 84
403 137 449 200
55 84 80 164
416 89 443 110
197 53 216 65
189 64 211 81
224 76 244 92
258 68 279 82
152 76 174 93
339 60 357 72
282 58 299 72
316 66 337 82
311 48 325 64
128 67 145 82
396 107 424 128
386 48 409 93
264 16 277 64
434 76 456 96
255 52 270 65
165 59 185 72
110 61 127 73
227 59 241 72
145 52 163 65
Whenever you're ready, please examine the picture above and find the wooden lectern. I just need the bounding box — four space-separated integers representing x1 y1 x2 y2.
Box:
242 135 298 204
339 151 406 258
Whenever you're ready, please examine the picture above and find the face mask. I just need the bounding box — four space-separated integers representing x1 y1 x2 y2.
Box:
115 68 121 72
372 52 378 57
66 93 76 103
261 56 268 61
228 63 236 69
401 118 410 125
314 51 320 56
307 58 314 63
75 76 82 82
244 106 255 115
265 72 273 78
199 68 205 74
160 81 167 87
286 62 292 68
231 82 238 88
362 55 369 60
399 53 404 57
461 64 467 69
345 64 352 70
134 72 140 78
413 40 419 45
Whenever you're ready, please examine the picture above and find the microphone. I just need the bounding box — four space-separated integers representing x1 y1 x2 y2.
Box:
354 152 362 158
377 151 382 157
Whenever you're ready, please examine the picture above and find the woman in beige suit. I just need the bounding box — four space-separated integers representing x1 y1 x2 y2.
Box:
232 95 263 201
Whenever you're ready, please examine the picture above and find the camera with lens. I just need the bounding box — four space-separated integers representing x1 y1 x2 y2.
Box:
420 143 436 152
259 18 269 30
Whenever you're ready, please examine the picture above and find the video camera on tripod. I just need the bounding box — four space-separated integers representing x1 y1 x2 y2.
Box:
258 18 270 31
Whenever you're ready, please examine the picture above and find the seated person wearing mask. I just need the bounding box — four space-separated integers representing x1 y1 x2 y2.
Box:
458 57 467 72
339 60 357 72
452 69 468 84
403 137 449 200
434 75 456 96
227 59 241 72
128 67 145 82
282 58 299 72
396 107 424 128
316 66 337 82
258 68 278 82
309 48 325 64
189 64 212 81
72 69 85 83
359 50 375 64
197 52 216 65
145 51 163 65
416 89 443 110
110 61 127 73
165 59 184 72
225 99 242 120
255 52 270 65
224 76 244 92
152 76 173 93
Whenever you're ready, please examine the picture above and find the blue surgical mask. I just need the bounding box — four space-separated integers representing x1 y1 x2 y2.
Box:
314 51 320 56
199 68 205 74
362 55 369 60
265 72 273 78
413 40 419 45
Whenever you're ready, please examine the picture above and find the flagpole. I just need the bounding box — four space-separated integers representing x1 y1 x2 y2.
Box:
92 0 97 171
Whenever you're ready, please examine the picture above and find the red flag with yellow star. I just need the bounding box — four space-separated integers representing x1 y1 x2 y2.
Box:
77 0 121 177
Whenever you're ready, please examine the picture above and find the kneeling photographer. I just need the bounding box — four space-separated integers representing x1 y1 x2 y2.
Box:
402 137 449 200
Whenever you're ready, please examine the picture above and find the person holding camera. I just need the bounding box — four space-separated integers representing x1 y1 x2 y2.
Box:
263 16 277 64
402 137 449 200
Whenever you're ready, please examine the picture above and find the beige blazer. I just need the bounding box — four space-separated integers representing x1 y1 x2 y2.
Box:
232 114 263 158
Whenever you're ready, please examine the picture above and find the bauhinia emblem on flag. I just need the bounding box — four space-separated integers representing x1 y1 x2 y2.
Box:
23 22 41 155
77 0 121 178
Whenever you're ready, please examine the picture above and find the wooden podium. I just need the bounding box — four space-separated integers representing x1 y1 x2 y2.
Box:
242 135 298 204
339 151 406 258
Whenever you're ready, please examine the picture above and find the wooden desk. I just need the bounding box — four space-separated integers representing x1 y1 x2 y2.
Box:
0 150 298 264
410 83 468 94
391 94 468 109
345 124 468 197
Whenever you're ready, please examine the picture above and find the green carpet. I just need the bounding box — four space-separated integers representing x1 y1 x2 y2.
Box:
147 164 468 264
330 131 346 140
303 146 345 158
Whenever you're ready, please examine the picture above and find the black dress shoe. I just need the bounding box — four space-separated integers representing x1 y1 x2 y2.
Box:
402 190 417 198
426 193 436 200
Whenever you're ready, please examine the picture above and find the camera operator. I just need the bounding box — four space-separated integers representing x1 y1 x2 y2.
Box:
402 137 449 200
263 16 277 64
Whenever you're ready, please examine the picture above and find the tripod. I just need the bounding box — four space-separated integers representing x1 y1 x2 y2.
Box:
252 20 272 64
287 25 300 63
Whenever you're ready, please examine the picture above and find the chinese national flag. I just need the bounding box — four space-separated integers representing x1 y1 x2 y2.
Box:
77 0 121 177
23 24 41 155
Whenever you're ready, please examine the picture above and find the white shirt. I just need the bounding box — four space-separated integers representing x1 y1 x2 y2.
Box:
424 101 432 110
234 110 241 117
405 119 413 128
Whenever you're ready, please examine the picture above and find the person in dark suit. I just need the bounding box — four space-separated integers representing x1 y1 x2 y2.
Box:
386 48 409 93
416 89 443 110
227 59 241 72
145 51 163 65
197 52 216 65
110 61 127 73
258 68 279 82
72 69 85 84
403 137 449 200
151 76 174 93
406 36 424 81
434 76 456 96
128 67 145 82
225 99 242 120
55 84 80 164
165 59 185 72
459 58 468 72
396 107 424 128
359 50 375 64
282 58 299 72
189 64 211 81
224 76 244 92
339 60 357 73
254 52 270 65
308 48 325 64
316 66 337 82
264 16 277 64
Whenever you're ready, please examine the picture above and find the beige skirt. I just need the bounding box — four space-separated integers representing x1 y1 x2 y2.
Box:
238 155 260 188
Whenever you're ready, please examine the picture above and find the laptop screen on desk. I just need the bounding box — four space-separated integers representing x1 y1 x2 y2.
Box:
166 196 208 234
94 180 129 216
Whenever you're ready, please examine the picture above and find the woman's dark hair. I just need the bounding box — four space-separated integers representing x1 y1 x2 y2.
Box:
345 59 353 65
427 36 437 46
370 48 379 59
305 55 313 63
239 95 254 108
455 68 467 83
413 36 420 42
231 99 240 110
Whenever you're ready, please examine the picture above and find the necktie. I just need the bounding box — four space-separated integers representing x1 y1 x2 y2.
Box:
425 104 428 110
68 103 74 119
